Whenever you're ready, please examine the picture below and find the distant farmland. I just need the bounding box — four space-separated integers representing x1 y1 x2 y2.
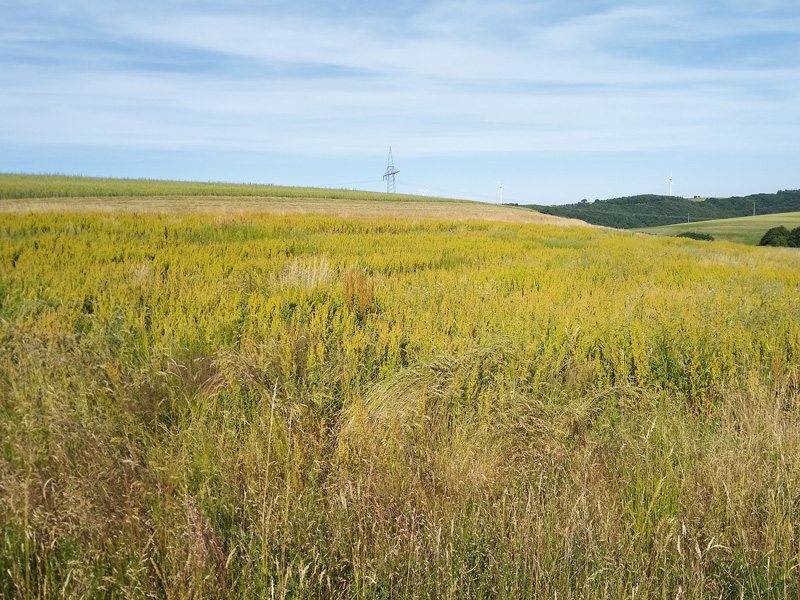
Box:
0 173 453 201
635 211 800 245
0 173 578 225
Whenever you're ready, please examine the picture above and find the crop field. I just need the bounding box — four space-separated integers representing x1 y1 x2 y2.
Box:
0 174 575 226
1 184 800 598
0 174 459 202
635 212 800 245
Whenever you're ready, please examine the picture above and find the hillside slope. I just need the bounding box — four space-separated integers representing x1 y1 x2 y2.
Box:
0 173 584 226
635 211 800 245
0 173 464 202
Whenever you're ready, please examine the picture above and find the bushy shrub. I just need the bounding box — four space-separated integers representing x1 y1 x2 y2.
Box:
758 226 790 246
788 227 800 248
676 231 714 241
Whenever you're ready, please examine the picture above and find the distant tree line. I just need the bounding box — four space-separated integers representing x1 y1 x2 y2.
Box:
676 231 714 241
758 226 800 248
525 190 800 229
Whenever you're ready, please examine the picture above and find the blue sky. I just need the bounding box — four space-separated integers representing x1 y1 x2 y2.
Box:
2 0 799 204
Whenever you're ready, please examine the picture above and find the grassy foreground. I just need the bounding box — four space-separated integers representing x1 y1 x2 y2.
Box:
635 212 800 245
1 207 800 598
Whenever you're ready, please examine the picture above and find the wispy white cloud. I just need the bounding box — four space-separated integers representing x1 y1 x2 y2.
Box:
1 0 798 200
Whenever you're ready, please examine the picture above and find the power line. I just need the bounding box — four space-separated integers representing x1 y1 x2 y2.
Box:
325 179 384 187
399 181 500 202
305 176 744 225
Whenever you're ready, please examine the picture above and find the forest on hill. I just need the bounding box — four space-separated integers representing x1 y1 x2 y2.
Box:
525 189 800 228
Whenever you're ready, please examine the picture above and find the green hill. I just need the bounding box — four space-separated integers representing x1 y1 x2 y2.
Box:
0 173 583 226
634 211 800 245
525 190 800 228
0 173 454 203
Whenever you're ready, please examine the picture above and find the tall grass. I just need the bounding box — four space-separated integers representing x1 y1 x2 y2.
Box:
1 211 799 598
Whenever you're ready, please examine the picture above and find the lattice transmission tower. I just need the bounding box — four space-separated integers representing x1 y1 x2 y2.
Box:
383 147 399 193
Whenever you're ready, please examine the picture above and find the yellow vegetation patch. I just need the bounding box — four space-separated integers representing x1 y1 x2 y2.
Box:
1 209 799 598
0 194 586 225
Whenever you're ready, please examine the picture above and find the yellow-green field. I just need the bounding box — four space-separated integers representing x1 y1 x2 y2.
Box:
0 194 577 225
1 182 800 598
0 174 580 226
635 211 800 245
0 173 463 202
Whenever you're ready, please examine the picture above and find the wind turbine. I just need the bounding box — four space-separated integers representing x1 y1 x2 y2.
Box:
417 188 429 196
497 181 505 204
665 173 673 197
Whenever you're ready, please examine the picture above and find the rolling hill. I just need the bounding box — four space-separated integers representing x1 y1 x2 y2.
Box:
524 190 800 229
0 173 583 225
634 211 800 245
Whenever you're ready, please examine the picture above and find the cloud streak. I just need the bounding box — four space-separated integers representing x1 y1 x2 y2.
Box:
1 0 799 201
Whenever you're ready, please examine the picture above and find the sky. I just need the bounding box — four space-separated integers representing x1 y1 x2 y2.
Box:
1 0 799 205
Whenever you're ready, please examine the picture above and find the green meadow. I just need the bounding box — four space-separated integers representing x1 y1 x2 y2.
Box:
0 173 449 203
635 211 800 245
1 178 800 598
